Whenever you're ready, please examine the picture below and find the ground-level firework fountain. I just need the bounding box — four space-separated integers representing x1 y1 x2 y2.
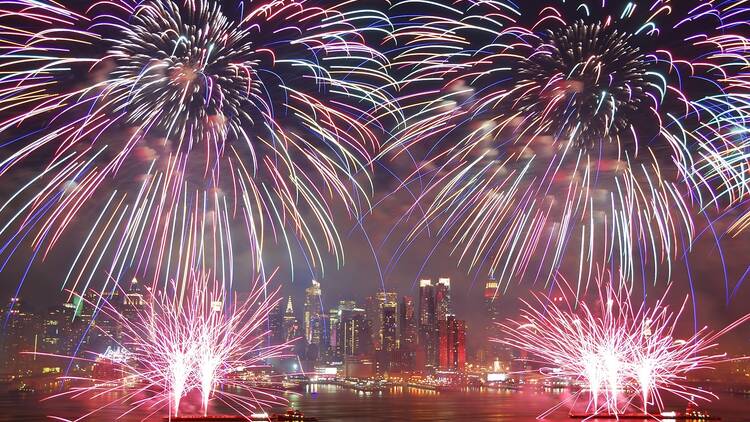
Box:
37 270 294 420
496 273 750 420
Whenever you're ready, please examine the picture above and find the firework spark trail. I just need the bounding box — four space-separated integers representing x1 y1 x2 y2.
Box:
37 269 292 420
382 0 750 292
0 0 402 297
497 272 750 418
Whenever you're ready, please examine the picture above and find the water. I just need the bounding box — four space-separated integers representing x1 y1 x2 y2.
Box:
2 385 749 421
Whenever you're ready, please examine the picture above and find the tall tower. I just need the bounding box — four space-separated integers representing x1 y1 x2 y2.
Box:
381 302 398 353
338 308 370 356
303 280 323 345
418 280 435 327
268 300 285 344
282 297 300 342
484 278 501 325
365 291 399 350
418 279 437 368
438 314 466 371
399 296 417 350
365 295 381 349
435 278 451 322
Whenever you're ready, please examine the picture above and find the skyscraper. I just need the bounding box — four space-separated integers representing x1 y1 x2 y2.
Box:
484 278 501 326
365 291 399 350
418 279 437 368
481 278 504 365
418 280 435 327
365 295 380 349
338 308 371 357
397 295 418 370
329 300 358 360
304 280 323 345
381 303 398 353
328 308 340 357
268 300 285 344
399 296 417 349
438 315 466 371
0 297 37 372
282 297 300 342
435 278 451 322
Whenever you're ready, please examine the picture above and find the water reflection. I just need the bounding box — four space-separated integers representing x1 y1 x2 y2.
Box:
2 385 749 421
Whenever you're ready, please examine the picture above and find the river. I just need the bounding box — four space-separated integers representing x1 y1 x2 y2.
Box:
2 384 749 421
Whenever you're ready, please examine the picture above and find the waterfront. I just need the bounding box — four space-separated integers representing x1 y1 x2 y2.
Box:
2 385 750 421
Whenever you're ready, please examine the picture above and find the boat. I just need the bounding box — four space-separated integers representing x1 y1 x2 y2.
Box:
165 410 317 421
569 410 720 420
166 416 253 421
272 409 318 421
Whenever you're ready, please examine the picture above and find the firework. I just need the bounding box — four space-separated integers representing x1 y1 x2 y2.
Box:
384 0 750 291
0 0 399 297
41 270 292 419
497 274 750 417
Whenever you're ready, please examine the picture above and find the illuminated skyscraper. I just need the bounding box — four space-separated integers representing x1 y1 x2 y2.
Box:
438 315 466 371
282 297 300 342
484 278 501 326
480 278 505 365
418 280 435 327
418 279 438 368
304 280 323 345
381 303 398 353
0 297 37 372
365 295 380 349
397 296 418 370
269 300 285 344
435 278 451 322
328 308 340 356
399 296 417 349
365 291 399 350
339 308 371 356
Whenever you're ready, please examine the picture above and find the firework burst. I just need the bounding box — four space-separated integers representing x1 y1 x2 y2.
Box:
384 0 750 290
0 0 399 297
41 270 292 419
497 273 750 418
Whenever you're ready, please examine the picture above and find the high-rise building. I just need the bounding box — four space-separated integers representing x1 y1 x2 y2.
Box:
364 295 380 349
435 278 451 322
268 300 285 344
338 308 371 357
337 300 357 312
303 280 323 345
328 300 358 360
0 297 38 373
318 312 332 358
418 280 435 327
381 303 398 353
399 296 417 349
328 308 340 356
484 278 501 326
418 279 438 368
365 292 399 350
438 315 466 371
282 297 300 342
480 278 504 365
397 296 418 371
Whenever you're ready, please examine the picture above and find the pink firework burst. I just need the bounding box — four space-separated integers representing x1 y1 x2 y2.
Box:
42 270 293 420
497 273 750 418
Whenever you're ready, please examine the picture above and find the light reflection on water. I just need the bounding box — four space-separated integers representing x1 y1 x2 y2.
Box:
2 385 749 421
